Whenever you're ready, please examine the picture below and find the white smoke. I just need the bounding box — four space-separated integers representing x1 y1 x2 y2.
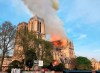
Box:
22 0 67 39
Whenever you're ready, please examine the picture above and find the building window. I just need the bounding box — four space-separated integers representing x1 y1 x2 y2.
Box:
37 21 41 33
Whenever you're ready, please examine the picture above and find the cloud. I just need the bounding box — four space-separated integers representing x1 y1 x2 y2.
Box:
77 34 87 40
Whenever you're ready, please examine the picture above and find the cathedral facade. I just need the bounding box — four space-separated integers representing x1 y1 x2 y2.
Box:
13 16 45 61
13 16 75 69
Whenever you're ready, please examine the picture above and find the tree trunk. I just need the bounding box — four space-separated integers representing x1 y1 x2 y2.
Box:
0 52 5 71
24 58 26 70
23 49 27 70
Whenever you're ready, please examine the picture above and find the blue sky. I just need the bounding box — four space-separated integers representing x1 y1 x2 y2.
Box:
0 0 100 61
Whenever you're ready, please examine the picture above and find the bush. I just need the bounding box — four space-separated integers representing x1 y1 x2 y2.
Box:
47 63 65 71
7 60 22 73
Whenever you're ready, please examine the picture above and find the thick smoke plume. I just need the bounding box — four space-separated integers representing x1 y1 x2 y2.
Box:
22 0 67 40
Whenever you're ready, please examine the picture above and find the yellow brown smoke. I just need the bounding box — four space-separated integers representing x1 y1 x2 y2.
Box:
22 0 67 40
52 0 59 10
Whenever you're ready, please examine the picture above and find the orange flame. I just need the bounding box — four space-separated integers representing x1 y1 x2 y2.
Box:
52 40 62 46
50 35 62 41
51 35 68 46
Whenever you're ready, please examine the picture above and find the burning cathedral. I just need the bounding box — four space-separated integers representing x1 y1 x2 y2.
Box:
12 16 75 69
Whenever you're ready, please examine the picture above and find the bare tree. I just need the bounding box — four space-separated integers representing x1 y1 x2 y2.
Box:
0 21 16 70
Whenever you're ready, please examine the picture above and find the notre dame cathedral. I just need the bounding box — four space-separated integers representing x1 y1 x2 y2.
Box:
12 15 75 69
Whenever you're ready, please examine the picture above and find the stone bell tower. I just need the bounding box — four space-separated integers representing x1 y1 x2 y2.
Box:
28 16 45 39
13 16 45 61
13 22 28 61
